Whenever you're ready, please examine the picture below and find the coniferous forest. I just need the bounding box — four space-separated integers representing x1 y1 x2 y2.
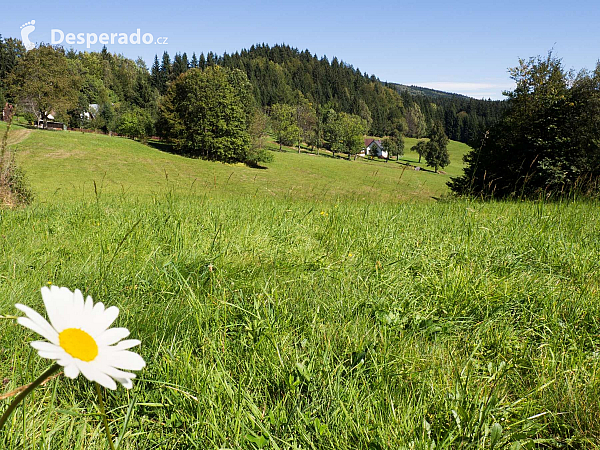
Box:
0 38 505 146
149 44 506 143
3 38 598 197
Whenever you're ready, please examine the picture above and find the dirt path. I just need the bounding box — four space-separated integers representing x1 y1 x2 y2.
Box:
5 127 33 146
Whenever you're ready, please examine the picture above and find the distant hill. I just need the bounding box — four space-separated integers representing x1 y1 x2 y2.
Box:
152 44 506 145
0 36 504 147
386 82 472 99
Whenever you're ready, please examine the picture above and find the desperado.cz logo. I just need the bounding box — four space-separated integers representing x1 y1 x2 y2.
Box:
19 19 168 51
52 28 168 49
20 20 36 51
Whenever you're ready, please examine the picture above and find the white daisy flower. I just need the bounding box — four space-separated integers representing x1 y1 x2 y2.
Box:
15 286 146 390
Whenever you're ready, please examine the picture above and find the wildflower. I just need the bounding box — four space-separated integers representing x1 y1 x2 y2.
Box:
16 286 145 390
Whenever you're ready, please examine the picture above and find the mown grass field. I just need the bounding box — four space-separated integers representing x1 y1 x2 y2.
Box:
7 124 470 203
1 125 599 448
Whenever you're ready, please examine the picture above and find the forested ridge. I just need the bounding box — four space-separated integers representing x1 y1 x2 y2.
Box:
1 37 505 144
150 44 506 143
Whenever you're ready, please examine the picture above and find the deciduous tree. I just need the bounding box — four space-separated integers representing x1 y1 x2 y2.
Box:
249 108 269 150
405 103 426 138
449 53 600 197
339 112 367 160
271 103 299 151
383 132 405 161
7 45 80 128
413 140 427 163
295 98 317 153
323 109 344 158
160 66 260 164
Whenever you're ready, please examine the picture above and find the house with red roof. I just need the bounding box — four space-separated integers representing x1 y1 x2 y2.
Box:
360 138 388 159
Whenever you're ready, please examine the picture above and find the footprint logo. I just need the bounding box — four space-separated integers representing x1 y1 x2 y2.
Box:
20 20 36 51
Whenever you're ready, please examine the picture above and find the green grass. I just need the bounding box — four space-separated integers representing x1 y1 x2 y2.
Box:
7 124 470 203
1 125 599 448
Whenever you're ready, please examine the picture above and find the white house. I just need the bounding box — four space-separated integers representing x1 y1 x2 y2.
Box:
361 138 388 159
81 104 100 121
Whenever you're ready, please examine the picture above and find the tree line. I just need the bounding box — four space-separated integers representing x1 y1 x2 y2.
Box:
0 39 458 169
0 37 502 147
150 44 504 143
3 36 595 198
449 53 600 198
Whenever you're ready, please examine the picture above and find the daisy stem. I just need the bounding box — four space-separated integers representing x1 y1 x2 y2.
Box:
95 382 116 450
0 363 60 433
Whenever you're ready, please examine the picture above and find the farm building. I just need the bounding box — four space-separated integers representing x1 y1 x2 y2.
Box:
360 138 388 158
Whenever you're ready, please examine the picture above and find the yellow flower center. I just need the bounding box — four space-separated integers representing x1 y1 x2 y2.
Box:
58 328 98 362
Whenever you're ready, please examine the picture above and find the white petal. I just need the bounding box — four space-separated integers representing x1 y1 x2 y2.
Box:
16 314 59 345
83 295 94 321
75 360 98 383
53 286 70 328
73 289 85 317
41 286 65 332
111 339 141 351
104 350 146 371
32 344 66 360
37 350 62 359
88 302 107 334
101 365 136 382
96 328 130 346
119 378 134 389
98 306 119 333
92 369 118 390
42 286 71 332
92 301 105 315
57 286 75 309
30 341 62 353
63 363 80 379
57 287 77 329
84 295 94 310
15 304 58 340
55 355 75 367
100 366 136 389
76 360 117 390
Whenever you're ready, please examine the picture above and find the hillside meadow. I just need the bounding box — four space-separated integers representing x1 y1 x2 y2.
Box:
6 123 469 203
0 125 599 448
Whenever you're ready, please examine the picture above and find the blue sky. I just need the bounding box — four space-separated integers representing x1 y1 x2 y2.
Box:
2 0 599 99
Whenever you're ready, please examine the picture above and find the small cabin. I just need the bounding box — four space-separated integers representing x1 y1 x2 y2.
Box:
35 120 65 130
361 138 388 159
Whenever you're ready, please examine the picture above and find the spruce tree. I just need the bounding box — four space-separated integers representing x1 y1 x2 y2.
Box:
424 123 450 172
159 51 171 94
206 52 215 67
413 140 427 163
181 53 189 71
150 55 161 90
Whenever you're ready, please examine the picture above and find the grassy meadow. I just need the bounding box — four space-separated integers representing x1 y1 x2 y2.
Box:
1 125 599 448
7 124 469 203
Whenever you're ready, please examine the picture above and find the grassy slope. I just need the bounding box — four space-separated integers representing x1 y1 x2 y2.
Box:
8 124 470 203
1 124 599 448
